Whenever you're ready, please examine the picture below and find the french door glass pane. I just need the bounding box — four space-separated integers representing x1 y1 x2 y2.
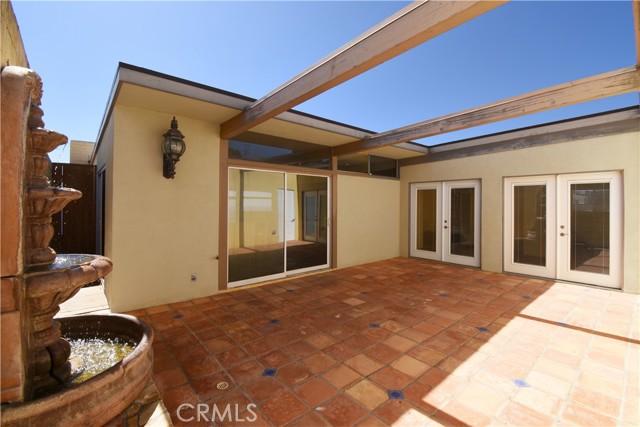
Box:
570 183 610 275
450 188 475 257
416 189 437 252
228 169 285 282
514 185 546 266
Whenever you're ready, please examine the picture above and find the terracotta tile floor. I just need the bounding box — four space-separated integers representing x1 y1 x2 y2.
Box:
127 258 640 427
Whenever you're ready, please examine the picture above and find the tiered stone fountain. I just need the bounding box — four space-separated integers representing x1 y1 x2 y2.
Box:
1 66 158 426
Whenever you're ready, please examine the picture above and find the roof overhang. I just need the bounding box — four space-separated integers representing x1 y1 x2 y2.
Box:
91 63 428 163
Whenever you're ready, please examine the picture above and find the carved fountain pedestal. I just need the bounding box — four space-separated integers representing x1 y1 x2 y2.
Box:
1 66 159 426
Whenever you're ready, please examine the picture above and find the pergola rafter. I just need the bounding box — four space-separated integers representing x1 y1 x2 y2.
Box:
333 66 640 156
220 0 507 140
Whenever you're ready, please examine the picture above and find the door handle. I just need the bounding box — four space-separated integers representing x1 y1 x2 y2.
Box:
444 226 448 229
560 232 567 236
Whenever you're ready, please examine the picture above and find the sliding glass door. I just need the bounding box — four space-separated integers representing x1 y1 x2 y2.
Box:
228 168 329 287
504 172 621 288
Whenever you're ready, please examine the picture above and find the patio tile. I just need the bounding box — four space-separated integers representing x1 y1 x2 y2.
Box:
353 415 388 427
137 258 639 427
322 364 362 389
287 411 330 427
306 332 338 349
244 377 287 403
303 352 339 374
318 395 368 426
205 336 237 354
375 400 430 426
365 343 402 364
258 350 294 368
294 376 337 407
497 401 555 427
390 354 429 377
245 338 277 357
217 346 251 369
344 354 384 376
153 367 187 393
343 333 376 351
345 379 388 411
408 345 447 366
181 354 222 380
369 366 414 390
191 371 233 401
570 386 622 418
228 360 264 385
277 363 313 387
283 340 317 360
383 334 418 352
323 341 360 361
403 381 438 415
438 400 491 427
261 391 307 426
562 401 618 426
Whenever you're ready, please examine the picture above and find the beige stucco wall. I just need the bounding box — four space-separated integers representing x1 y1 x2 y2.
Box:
1 1 29 68
400 130 640 294
105 105 220 312
337 174 401 268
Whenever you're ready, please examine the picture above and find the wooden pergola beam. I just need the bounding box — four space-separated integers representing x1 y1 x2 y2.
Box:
333 66 640 156
220 0 508 140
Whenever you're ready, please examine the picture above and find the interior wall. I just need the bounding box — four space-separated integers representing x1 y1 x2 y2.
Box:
400 130 640 294
337 174 400 268
106 105 220 311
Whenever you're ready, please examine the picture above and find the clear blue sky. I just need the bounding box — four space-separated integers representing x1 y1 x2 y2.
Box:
12 1 638 162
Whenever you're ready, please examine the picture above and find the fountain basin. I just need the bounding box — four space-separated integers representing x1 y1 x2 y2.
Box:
0 314 154 427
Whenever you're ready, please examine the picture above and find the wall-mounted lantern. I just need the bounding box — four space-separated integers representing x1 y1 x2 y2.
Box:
161 117 186 179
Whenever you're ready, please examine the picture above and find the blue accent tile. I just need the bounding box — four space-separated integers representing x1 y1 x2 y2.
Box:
269 319 280 324
512 379 531 388
369 323 381 329
262 368 277 377
476 327 490 332
173 314 184 319
286 289 294 293
438 293 449 297
521 295 531 299
557 321 568 326
361 291 369 295
388 390 404 400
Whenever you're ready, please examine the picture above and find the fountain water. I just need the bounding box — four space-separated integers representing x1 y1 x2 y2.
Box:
1 66 159 426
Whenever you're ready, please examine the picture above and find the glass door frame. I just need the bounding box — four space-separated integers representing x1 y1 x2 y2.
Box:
409 182 442 261
503 175 556 278
557 172 622 288
410 180 481 268
227 166 331 288
504 172 622 289
442 180 481 267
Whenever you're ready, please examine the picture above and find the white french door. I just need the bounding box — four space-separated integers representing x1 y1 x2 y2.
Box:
504 172 622 288
410 180 480 267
